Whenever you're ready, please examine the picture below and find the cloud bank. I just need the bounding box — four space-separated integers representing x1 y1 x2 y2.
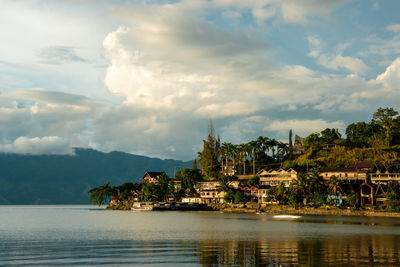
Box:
1 0 400 160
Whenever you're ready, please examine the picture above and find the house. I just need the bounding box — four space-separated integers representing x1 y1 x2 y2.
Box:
169 178 182 192
141 171 164 184
194 180 241 204
370 171 400 182
221 165 235 176
360 183 387 207
321 168 367 181
194 180 221 191
258 168 298 187
238 185 269 203
181 195 202 203
199 189 226 204
322 143 336 150
194 180 225 203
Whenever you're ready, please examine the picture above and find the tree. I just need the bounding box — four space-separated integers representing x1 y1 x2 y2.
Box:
88 182 118 206
288 129 294 159
277 142 289 161
268 138 279 160
217 174 231 193
308 168 326 195
157 172 170 201
248 140 261 175
346 193 357 208
142 183 158 202
224 190 235 203
303 133 321 151
234 190 246 204
275 182 288 204
247 176 259 186
320 128 341 143
176 168 203 193
197 152 204 174
327 175 342 195
238 143 250 175
200 122 220 178
346 122 375 147
372 107 399 143
117 182 137 199
225 142 238 175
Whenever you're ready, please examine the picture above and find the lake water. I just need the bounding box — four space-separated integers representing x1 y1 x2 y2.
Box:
1 206 400 266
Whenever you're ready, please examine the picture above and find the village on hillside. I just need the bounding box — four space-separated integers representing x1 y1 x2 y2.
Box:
88 107 400 212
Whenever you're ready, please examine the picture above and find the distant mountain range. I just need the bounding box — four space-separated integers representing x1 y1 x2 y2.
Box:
0 148 192 204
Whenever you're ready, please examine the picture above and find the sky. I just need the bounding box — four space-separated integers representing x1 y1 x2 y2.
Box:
0 0 400 160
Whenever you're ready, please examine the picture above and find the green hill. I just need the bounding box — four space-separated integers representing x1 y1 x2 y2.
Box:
0 148 192 204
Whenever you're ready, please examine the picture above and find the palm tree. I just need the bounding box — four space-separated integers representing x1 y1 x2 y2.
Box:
217 145 226 172
268 138 279 160
308 168 326 194
275 182 288 204
88 182 118 206
292 172 308 196
257 136 270 155
328 175 343 195
277 142 289 161
290 172 309 205
238 143 250 175
248 140 261 175
197 152 203 175
225 143 240 175
221 142 234 175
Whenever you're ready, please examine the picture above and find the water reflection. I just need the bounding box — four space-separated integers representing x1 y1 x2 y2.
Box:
198 234 400 266
2 235 400 265
1 206 400 265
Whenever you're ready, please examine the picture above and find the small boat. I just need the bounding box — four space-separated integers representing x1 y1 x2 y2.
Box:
131 202 154 211
273 215 301 219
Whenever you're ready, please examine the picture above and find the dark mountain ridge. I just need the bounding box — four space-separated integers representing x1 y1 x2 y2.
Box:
0 148 192 204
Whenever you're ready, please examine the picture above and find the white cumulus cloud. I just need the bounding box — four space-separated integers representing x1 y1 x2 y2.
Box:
0 136 74 155
267 119 345 136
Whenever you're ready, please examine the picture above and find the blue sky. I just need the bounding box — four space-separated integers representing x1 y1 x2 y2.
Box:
0 0 400 159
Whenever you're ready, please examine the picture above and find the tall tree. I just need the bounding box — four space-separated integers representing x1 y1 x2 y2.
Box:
269 138 279 159
200 122 219 179
248 140 261 175
288 129 294 159
372 107 399 144
157 172 171 201
239 143 250 175
277 142 289 161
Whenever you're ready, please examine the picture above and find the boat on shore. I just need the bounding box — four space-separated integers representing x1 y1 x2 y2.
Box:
131 202 154 211
273 215 301 219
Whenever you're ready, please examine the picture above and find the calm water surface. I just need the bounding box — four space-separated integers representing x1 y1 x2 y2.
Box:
1 205 400 266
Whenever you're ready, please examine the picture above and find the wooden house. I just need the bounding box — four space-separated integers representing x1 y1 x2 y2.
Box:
141 171 164 184
258 168 297 187
360 183 387 207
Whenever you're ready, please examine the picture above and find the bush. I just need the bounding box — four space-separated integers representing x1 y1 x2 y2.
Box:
234 190 246 204
313 192 326 207
224 190 235 203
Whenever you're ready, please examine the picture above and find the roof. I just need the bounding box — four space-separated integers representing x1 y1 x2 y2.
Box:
257 168 297 175
322 168 365 173
142 171 164 179
350 162 373 170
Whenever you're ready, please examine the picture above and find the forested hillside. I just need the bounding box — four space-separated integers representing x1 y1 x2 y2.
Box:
0 148 191 204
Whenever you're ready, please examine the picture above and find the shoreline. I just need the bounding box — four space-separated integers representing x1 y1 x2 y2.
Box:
217 205 400 218
109 202 400 218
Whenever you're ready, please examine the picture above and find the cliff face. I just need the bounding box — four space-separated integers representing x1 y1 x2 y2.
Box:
0 148 191 204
